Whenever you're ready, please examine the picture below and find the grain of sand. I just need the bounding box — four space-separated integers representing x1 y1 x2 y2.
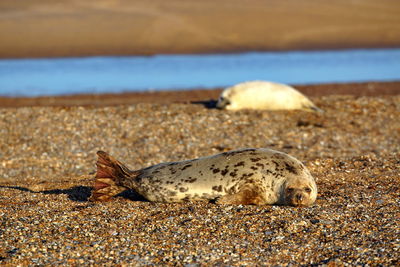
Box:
0 93 399 265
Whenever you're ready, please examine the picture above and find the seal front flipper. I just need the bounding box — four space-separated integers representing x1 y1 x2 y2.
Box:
90 151 136 201
215 183 267 205
303 102 324 113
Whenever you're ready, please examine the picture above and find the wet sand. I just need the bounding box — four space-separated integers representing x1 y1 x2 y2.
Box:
1 0 400 58
0 82 399 265
1 81 400 108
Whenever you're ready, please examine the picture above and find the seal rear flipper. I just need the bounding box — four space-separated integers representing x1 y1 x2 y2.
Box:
90 151 134 202
215 183 267 205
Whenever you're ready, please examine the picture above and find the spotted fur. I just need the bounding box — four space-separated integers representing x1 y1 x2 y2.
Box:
90 148 317 206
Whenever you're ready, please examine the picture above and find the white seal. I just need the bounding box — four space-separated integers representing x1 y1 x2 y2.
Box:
91 148 317 206
216 80 322 112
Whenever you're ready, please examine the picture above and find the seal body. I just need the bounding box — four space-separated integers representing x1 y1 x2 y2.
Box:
216 80 322 112
91 148 317 206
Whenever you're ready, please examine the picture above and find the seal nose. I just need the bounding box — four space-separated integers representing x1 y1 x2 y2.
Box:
295 194 303 202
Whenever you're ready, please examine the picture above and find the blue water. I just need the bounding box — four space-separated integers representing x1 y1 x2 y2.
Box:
0 49 399 97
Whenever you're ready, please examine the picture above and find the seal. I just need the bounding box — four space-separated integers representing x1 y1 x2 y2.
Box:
216 80 322 112
91 148 317 206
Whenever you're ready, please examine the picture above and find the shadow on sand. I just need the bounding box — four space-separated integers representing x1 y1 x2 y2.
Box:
0 186 146 202
190 99 218 109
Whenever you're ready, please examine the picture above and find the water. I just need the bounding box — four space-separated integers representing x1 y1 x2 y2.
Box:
0 48 399 97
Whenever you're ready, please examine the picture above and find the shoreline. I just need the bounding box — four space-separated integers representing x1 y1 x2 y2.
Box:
1 81 399 108
2 45 400 60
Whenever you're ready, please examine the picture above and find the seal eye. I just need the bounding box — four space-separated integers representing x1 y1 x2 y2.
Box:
286 188 294 193
304 187 312 193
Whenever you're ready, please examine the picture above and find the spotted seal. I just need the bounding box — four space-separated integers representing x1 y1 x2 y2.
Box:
91 148 317 206
216 80 322 112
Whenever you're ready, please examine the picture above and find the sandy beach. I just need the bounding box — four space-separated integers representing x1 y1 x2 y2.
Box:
1 0 399 264
1 0 400 58
1 82 399 265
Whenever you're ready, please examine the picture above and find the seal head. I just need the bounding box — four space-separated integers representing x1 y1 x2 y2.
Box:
281 177 317 206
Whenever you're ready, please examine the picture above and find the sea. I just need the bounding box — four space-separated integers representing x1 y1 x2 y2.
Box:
0 48 399 97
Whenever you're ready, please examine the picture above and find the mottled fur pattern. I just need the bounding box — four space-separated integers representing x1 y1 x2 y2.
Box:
90 148 317 206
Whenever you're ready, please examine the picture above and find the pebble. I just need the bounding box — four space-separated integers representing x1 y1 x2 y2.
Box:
0 95 399 265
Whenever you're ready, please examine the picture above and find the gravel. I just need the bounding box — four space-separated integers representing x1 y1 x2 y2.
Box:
1 95 399 265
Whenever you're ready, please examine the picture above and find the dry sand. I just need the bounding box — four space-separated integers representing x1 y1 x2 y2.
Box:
0 83 399 265
1 0 400 58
